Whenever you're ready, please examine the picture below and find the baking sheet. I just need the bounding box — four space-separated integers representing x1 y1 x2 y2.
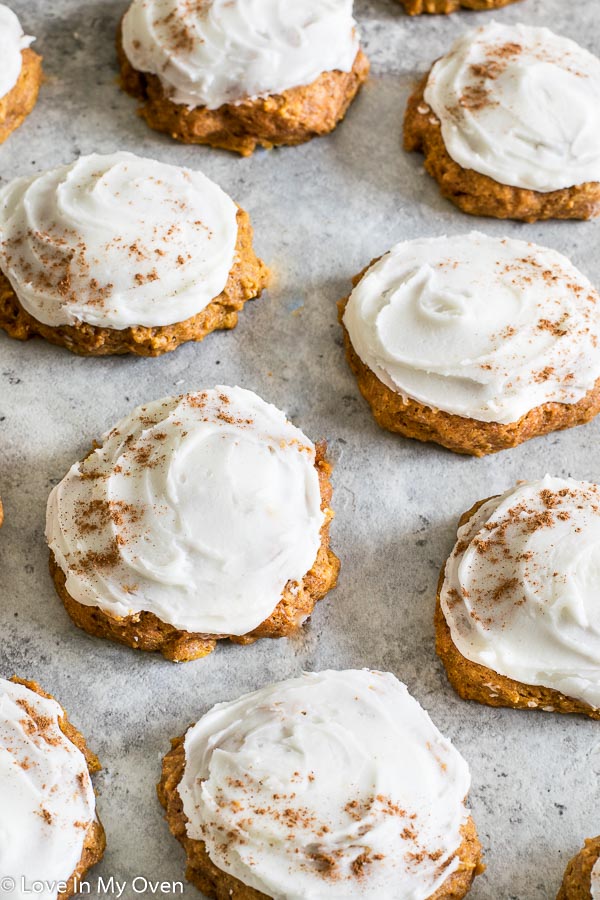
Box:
1 0 599 897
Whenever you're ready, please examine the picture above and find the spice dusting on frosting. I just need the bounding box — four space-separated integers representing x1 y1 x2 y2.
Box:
343 233 600 425
0 678 97 897
454 41 524 113
424 22 600 192
441 476 600 708
122 0 360 110
177 670 473 898
0 152 238 330
46 386 325 636
155 0 211 54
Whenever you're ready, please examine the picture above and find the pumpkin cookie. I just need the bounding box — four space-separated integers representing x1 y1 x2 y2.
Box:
159 669 483 898
437 477 600 720
0 152 268 356
46 386 339 662
340 233 600 456
404 23 600 221
0 5 42 143
118 0 369 155
0 676 105 898
557 837 600 899
399 0 519 13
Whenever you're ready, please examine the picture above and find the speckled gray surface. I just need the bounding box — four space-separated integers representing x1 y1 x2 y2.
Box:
1 0 599 897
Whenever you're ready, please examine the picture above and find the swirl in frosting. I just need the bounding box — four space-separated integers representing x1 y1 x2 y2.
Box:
122 0 359 110
179 669 472 899
441 476 600 709
424 22 600 192
343 232 600 424
0 151 238 329
0 678 97 900
0 5 34 100
46 386 325 636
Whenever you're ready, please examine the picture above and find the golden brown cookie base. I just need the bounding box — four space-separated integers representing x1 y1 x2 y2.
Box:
400 0 518 12
0 49 42 143
9 677 106 899
0 209 269 357
403 74 600 221
50 444 339 662
117 25 369 156
557 837 600 900
158 737 483 900
338 287 600 457
435 499 600 720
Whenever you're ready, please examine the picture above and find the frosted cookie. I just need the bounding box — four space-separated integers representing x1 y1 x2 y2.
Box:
557 837 600 899
404 23 600 221
118 0 370 155
340 233 600 457
0 6 42 144
158 669 483 899
399 0 519 13
437 476 600 720
0 152 269 356
0 677 105 898
46 387 339 662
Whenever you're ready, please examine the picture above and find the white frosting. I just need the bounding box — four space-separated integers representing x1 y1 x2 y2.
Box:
122 0 359 110
343 232 600 425
0 151 238 329
179 669 472 899
424 22 600 192
0 5 34 100
441 476 600 710
46 386 325 637
0 679 97 900
591 855 600 899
